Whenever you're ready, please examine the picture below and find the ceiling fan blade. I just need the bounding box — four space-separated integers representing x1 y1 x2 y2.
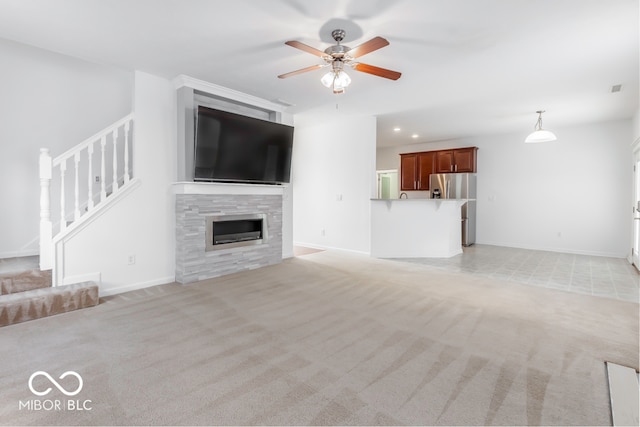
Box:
285 40 327 57
347 36 390 58
278 64 325 79
352 63 402 80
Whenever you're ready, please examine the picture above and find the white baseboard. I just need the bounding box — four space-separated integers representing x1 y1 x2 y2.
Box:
0 249 39 259
293 241 370 257
99 275 175 297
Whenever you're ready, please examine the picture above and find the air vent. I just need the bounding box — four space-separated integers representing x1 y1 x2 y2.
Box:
611 84 622 93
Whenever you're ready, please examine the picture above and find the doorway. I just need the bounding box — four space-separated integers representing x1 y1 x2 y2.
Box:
633 140 640 269
376 170 399 199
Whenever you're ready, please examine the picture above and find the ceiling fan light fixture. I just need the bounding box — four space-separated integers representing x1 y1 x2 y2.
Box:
334 71 351 89
280 29 401 94
525 110 557 143
321 70 351 94
320 71 335 88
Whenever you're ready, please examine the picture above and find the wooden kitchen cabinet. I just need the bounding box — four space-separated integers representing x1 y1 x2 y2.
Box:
435 150 455 173
401 147 477 191
400 151 435 191
417 151 435 190
435 147 478 173
400 154 418 190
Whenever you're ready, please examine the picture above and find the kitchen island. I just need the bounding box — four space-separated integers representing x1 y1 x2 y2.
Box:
370 198 468 258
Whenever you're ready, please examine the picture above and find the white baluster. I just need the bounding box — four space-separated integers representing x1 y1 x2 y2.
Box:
112 128 119 193
124 120 130 184
73 152 80 221
100 136 106 202
39 148 53 270
59 159 67 231
87 142 94 211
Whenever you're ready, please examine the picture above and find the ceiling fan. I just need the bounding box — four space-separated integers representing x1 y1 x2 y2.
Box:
278 29 402 94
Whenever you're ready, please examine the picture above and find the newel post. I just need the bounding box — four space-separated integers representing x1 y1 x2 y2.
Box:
39 148 53 270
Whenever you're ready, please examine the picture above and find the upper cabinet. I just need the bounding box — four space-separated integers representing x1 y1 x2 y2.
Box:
435 147 478 173
400 154 418 190
417 151 436 190
400 151 435 191
400 147 477 191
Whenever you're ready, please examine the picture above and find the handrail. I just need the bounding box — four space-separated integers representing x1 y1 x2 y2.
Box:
40 113 134 273
52 113 134 167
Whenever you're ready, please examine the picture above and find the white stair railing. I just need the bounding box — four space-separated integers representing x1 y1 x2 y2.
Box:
39 113 134 271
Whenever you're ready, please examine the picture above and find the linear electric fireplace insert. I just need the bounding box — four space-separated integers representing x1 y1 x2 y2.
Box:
205 213 267 251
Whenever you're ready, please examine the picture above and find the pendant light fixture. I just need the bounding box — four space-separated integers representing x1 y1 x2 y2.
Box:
525 110 557 143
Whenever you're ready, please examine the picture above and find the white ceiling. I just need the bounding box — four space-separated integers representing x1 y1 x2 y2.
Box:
0 0 637 147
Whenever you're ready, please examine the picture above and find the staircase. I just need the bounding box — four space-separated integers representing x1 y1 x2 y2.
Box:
0 266 98 327
39 113 137 287
0 114 138 326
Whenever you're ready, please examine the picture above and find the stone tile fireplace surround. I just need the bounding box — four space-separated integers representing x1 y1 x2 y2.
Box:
173 183 283 284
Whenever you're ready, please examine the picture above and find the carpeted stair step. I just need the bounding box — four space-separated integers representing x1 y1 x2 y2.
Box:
0 269 52 295
0 282 99 327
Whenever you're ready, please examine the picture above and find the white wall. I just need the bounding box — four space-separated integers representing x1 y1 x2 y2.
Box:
293 113 376 254
0 38 133 258
63 71 175 295
377 119 633 257
0 36 295 289
280 112 295 258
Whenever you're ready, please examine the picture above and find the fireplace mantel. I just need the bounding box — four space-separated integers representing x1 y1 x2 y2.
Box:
172 181 285 196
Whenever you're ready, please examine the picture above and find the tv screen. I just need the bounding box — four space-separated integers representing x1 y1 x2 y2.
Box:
194 106 294 184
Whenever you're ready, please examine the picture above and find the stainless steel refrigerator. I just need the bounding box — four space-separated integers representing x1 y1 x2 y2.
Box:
429 173 477 246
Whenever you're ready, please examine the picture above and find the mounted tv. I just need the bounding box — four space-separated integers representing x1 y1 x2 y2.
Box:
194 106 294 184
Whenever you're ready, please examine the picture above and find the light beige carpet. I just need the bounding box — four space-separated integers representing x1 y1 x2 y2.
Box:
0 281 99 327
0 269 51 295
0 251 637 426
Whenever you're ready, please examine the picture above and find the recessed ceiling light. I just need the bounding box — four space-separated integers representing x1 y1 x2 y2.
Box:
393 127 401 132
412 134 419 139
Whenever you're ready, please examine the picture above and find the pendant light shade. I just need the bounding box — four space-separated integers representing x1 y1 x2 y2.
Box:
525 110 557 143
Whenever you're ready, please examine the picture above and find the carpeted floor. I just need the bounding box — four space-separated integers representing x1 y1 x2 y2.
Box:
0 251 637 426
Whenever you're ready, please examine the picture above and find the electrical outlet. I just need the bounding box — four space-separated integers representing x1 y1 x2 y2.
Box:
95 176 100 183
321 229 326 237
127 255 136 265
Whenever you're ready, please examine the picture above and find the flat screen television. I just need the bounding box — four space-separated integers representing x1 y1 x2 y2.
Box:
194 106 294 184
